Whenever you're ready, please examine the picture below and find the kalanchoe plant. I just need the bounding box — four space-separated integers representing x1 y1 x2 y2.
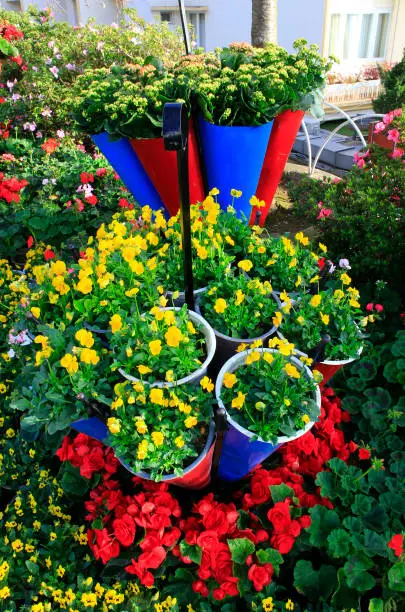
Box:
108 304 208 384
174 40 333 126
219 347 321 442
0 20 23 59
199 268 279 338
247 231 322 293
106 377 214 479
280 275 365 361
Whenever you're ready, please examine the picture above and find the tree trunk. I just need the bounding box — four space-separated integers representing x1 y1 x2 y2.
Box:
251 0 278 47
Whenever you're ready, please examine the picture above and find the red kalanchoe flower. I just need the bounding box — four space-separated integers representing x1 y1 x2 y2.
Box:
27 235 34 248
388 534 403 557
96 167 108 177
85 194 98 206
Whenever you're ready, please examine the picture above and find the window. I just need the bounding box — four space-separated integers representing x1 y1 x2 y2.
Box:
154 8 207 49
328 11 391 60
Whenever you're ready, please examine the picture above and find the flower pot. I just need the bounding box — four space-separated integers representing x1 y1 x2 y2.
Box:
276 331 363 385
195 292 280 370
368 123 395 151
252 109 305 226
215 349 322 481
198 116 274 218
130 119 204 217
71 416 215 490
118 307 216 388
91 132 164 212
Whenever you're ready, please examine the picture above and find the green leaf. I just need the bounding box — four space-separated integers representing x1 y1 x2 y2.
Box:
256 548 283 574
343 555 375 591
363 530 388 558
20 416 42 440
309 506 340 548
270 484 295 503
327 529 353 558
368 599 384 612
60 463 91 498
331 567 360 610
294 560 337 602
227 538 255 564
388 562 405 592
179 541 201 565
25 560 39 575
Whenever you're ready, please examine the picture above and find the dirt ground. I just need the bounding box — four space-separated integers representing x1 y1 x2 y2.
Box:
263 160 336 237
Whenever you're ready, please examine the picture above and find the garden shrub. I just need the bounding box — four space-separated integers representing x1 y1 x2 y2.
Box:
0 6 184 137
0 137 137 261
373 50 405 113
286 114 404 293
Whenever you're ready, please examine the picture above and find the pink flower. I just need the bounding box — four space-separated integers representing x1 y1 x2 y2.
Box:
393 108 402 117
357 158 366 169
383 112 394 125
366 303 374 312
392 148 404 159
387 129 400 143
333 177 342 184
374 122 386 134
317 207 333 220
49 65 59 79
375 304 384 313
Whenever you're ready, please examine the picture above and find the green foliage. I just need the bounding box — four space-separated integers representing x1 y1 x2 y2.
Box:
286 146 405 291
227 538 255 564
0 137 137 260
293 560 337 601
0 6 184 137
373 51 405 113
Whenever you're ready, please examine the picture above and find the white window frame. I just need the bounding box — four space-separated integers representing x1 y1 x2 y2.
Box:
152 6 208 49
328 10 391 62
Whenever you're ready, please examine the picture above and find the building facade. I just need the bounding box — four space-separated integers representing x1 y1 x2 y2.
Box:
1 0 404 66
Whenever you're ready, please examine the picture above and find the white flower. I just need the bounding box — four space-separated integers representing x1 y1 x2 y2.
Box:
49 65 59 79
56 129 65 138
339 258 351 269
97 41 105 51
42 179 49 185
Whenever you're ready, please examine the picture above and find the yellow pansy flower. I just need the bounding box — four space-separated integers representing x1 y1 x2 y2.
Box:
75 329 94 348
109 314 122 333
60 353 78 374
284 363 301 378
223 372 237 388
238 259 253 273
184 416 198 428
200 376 214 392
320 312 330 325
232 391 246 410
310 294 322 308
245 351 260 365
80 348 99 365
107 418 121 434
149 340 162 356
165 326 183 347
151 431 164 446
214 298 227 314
137 365 152 375
272 311 283 327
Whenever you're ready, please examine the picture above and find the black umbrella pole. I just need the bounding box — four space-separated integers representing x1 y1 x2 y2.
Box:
177 145 195 311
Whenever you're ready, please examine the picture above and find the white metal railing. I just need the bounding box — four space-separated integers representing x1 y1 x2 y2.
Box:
324 81 383 105
299 102 384 176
